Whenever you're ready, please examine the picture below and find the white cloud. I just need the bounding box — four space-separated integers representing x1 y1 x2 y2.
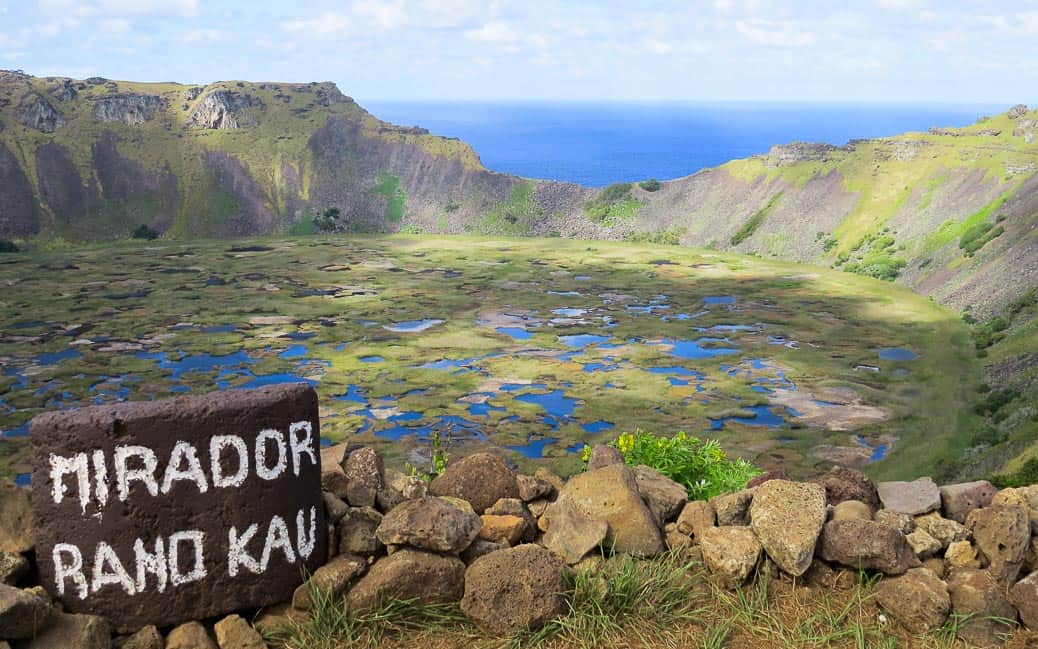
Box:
97 0 198 17
874 0 925 9
465 21 519 45
282 0 492 42
99 18 132 34
735 19 815 47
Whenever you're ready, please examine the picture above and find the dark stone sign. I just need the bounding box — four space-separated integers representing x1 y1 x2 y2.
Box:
30 384 327 631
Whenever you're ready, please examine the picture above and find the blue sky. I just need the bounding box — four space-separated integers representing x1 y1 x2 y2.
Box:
1 0 1036 104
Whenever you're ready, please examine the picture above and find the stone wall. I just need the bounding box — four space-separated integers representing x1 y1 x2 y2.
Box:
2 444 1037 647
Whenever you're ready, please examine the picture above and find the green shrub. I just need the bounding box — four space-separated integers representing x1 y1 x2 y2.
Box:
992 457 1038 488
639 178 661 192
731 192 783 246
624 227 685 246
313 207 342 233
131 224 159 240
959 221 1004 256
0 239 18 253
398 224 424 235
584 431 760 500
584 183 641 225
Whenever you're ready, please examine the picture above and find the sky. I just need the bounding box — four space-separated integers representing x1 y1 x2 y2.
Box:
0 0 1036 104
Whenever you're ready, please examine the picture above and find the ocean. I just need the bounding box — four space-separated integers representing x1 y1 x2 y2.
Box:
364 101 1007 187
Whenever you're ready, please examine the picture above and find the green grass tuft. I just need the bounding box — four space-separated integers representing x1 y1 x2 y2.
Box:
731 191 783 246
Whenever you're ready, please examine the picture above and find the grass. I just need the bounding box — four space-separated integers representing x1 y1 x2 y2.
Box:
263 548 1017 649
731 191 783 246
584 183 642 226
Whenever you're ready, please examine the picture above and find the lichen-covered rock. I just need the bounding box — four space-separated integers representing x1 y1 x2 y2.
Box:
479 515 526 546
750 480 826 577
322 470 350 501
291 553 367 611
711 488 755 526
699 526 761 589
485 498 536 542
534 468 565 494
1011 571 1038 630
337 506 384 555
0 584 51 639
631 465 687 525
92 93 165 125
876 477 941 515
0 482 33 554
819 519 921 575
914 512 969 549
17 611 109 649
967 504 1031 583
16 94 65 133
905 529 942 558
542 500 608 564
214 614 267 649
831 500 873 522
516 474 555 502
323 492 349 524
460 545 567 635
945 540 980 568
429 453 519 514
874 568 950 633
946 568 1018 647
676 500 716 538
0 552 27 586
551 464 664 557
813 465 880 509
940 481 997 523
586 445 624 471
376 468 427 512
874 509 915 534
376 497 480 554
188 90 259 129
166 621 217 649
347 549 466 612
342 447 384 508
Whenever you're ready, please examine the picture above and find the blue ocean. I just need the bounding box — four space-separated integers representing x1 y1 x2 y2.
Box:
364 102 1006 187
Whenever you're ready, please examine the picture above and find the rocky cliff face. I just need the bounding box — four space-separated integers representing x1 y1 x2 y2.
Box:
188 90 259 129
16 93 65 132
92 92 166 125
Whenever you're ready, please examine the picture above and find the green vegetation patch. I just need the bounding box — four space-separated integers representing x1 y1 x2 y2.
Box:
375 172 406 222
623 227 686 246
731 192 783 246
839 229 906 281
584 183 642 226
468 182 543 236
958 219 1005 256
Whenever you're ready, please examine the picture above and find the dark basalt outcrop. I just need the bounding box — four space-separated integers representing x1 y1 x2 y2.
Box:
188 90 259 129
92 93 166 125
51 79 78 102
16 93 65 132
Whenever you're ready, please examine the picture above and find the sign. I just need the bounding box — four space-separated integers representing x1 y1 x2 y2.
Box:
30 384 327 631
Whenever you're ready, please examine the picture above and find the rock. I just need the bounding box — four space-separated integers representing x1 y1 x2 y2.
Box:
585 445 624 471
527 498 551 518
0 482 33 553
906 529 942 558
699 526 761 589
1008 104 1030 119
214 614 266 649
376 497 481 554
945 540 981 568
0 584 51 639
631 465 687 525
51 79 77 103
877 478 941 516
252 602 306 637
377 469 427 512
534 468 565 494
461 539 508 565
337 506 384 555
550 464 663 557
342 447 384 508
291 553 366 611
479 515 526 546
347 549 465 612
428 453 519 515
1011 571 1038 630
874 509 915 534
16 611 109 649
166 621 217 649
319 442 347 473
874 568 950 633
188 91 259 129
947 568 1017 647
746 469 788 489
967 505 1031 583
711 488 754 526
914 512 969 549
819 519 921 575
665 528 693 550
831 500 873 522
922 557 946 579
749 480 827 577
119 625 163 649
485 498 536 542
16 94 65 133
0 552 28 586
92 93 165 125
323 492 349 524
813 466 880 509
516 474 555 502
322 471 351 500
940 481 997 523
676 500 716 538
460 545 567 635
542 500 608 564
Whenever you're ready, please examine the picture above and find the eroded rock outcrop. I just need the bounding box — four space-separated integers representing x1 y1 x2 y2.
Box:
92 93 165 125
188 90 259 129
16 93 65 132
